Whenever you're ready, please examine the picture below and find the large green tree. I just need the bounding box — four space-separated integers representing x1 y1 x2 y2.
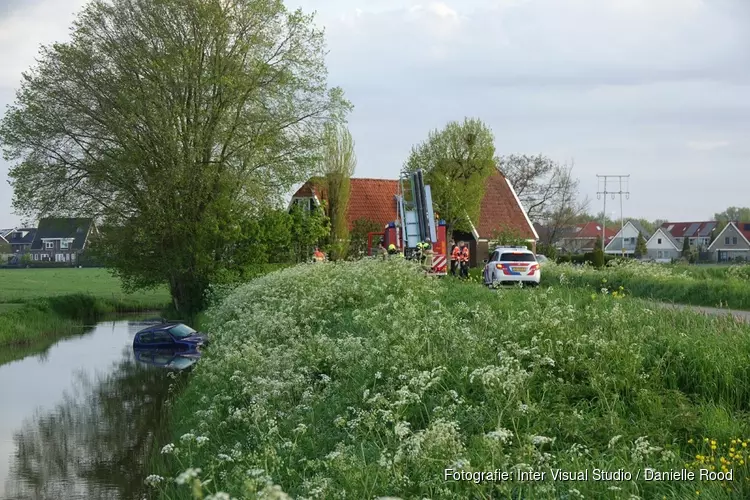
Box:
318 122 356 260
0 0 348 316
404 118 497 237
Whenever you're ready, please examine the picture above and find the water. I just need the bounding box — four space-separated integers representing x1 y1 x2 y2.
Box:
0 319 186 500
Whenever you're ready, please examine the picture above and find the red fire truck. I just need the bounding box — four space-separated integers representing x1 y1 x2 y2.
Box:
366 170 448 276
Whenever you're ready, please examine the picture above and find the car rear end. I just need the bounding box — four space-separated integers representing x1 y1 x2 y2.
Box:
485 248 541 286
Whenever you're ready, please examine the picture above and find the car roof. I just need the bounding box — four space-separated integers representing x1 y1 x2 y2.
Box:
493 246 533 252
136 323 183 334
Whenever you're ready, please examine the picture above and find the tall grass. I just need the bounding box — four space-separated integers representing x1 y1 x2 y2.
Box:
542 261 750 310
149 260 750 499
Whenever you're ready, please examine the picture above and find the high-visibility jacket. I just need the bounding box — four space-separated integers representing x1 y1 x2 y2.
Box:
451 246 460 261
460 247 470 263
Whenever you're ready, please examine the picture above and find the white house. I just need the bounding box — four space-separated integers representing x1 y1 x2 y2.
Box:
604 220 651 256
645 227 681 262
707 222 750 262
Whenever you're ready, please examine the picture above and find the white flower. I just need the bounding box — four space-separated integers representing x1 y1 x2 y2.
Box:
217 453 233 462
530 435 554 446
196 436 209 447
160 443 176 454
394 421 411 439
180 433 196 444
144 474 164 487
175 467 201 485
608 435 622 449
485 427 513 444
205 493 233 500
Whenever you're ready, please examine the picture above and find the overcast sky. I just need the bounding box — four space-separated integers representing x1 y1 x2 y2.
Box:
1 0 748 228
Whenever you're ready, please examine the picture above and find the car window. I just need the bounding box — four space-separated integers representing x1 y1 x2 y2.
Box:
169 324 197 339
500 252 537 262
138 333 154 344
152 331 173 343
490 251 500 261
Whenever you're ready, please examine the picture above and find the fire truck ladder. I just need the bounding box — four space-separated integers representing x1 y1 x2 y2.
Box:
397 169 437 257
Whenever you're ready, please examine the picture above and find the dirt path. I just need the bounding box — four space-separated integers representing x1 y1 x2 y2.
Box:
651 302 750 323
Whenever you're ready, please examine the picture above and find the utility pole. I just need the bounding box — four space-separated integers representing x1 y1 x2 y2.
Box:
596 175 630 252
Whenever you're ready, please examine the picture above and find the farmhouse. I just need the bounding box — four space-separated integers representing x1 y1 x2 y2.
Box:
604 220 651 256
645 227 681 262
707 222 750 262
5 227 37 254
29 217 97 264
290 169 537 267
555 221 616 254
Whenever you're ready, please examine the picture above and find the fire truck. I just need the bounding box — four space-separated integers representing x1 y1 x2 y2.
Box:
367 169 449 276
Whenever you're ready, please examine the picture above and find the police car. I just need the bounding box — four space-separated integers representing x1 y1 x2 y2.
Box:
483 246 541 287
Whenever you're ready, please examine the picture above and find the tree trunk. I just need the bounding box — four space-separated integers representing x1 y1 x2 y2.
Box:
169 273 207 321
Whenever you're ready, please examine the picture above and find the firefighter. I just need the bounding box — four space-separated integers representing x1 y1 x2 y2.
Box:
414 242 423 263
459 241 470 279
450 239 459 276
387 243 398 256
422 241 433 270
377 242 387 260
313 247 326 262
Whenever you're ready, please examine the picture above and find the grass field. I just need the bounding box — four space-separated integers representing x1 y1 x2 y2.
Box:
0 268 170 306
0 268 171 348
539 260 750 310
150 259 750 499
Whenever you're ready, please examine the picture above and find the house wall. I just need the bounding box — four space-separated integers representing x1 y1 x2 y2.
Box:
646 230 679 262
605 223 641 254
710 224 750 262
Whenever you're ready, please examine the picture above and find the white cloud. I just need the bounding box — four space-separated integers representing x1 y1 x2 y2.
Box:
0 0 88 90
686 140 730 151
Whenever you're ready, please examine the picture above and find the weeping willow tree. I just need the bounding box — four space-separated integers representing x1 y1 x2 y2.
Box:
318 122 356 260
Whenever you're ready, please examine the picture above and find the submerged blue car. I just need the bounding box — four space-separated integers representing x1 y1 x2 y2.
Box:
132 322 209 351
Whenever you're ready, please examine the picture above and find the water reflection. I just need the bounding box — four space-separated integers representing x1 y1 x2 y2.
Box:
134 348 201 371
1 325 180 500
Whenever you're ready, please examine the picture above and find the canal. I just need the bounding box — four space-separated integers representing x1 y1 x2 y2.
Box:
0 318 187 500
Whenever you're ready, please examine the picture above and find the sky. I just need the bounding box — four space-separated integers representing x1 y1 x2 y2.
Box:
1 0 749 227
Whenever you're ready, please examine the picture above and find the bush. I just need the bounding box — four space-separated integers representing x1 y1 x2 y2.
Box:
152 259 750 499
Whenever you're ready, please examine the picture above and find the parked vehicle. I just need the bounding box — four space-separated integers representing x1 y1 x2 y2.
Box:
132 322 209 350
483 246 541 287
133 348 201 370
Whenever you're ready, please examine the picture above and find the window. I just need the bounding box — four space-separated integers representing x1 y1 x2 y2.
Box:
725 237 730 245
657 250 663 258
138 333 155 344
733 237 738 245
169 324 197 338
152 331 173 344
658 238 662 244
61 240 69 249
500 253 537 262
45 241 53 249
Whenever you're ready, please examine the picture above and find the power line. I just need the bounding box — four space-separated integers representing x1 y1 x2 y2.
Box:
596 175 630 253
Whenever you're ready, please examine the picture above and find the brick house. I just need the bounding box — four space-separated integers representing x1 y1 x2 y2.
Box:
290 169 538 267
555 221 617 254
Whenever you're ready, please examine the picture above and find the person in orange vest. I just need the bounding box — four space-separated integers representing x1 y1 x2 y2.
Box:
450 239 460 276
459 241 470 279
313 247 326 262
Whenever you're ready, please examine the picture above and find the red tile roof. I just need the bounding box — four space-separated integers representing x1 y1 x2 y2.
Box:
570 221 617 241
292 171 536 239
476 171 536 240
292 178 399 230
659 221 716 238
734 222 750 243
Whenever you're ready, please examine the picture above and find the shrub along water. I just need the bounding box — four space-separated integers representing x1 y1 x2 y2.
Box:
543 260 750 310
151 259 750 499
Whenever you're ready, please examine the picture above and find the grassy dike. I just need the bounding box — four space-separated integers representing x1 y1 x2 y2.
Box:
149 259 750 499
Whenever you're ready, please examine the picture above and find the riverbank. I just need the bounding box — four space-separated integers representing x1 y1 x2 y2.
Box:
0 268 171 349
151 259 750 499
